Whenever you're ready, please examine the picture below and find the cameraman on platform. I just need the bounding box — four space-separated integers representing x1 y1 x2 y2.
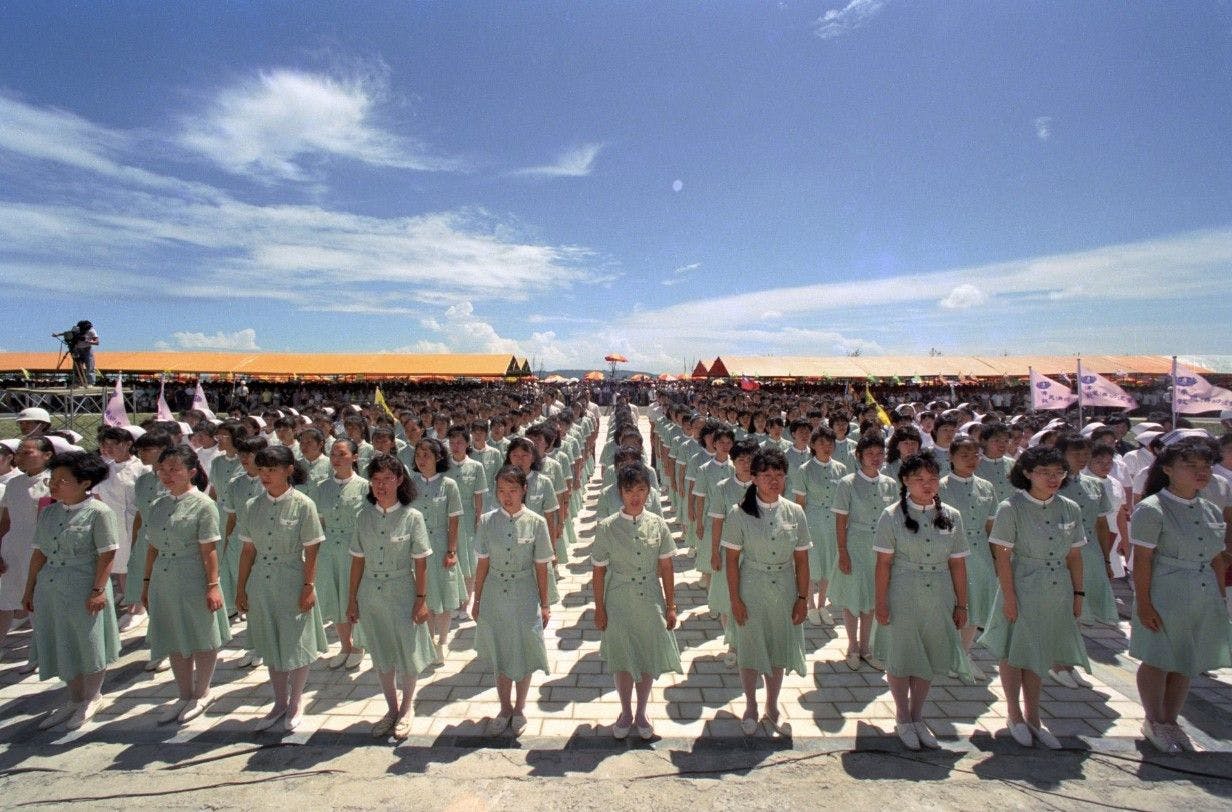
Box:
53 320 99 385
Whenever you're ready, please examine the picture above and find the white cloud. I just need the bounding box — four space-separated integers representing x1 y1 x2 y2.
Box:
1034 116 1053 141
938 283 988 309
179 69 461 181
661 261 702 286
166 328 260 351
511 143 603 178
814 0 885 40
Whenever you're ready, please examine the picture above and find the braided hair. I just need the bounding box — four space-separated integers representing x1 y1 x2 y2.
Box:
896 451 953 534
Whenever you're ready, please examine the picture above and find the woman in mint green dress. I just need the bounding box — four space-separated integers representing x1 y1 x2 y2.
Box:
409 438 464 660
832 434 898 671
597 445 666 521
938 437 998 680
980 446 1088 750
505 436 562 605
874 452 970 751
23 451 120 731
707 438 759 665
471 466 553 737
223 435 268 668
119 430 172 669
882 426 921 483
1130 440 1231 754
311 438 368 669
592 464 681 740
792 425 847 627
235 446 327 733
976 423 1016 507
346 453 435 741
723 448 811 738
142 446 230 724
445 425 489 616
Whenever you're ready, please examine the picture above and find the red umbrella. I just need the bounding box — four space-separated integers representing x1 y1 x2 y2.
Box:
604 354 628 364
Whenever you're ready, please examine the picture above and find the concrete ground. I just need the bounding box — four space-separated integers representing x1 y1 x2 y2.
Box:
2 412 1231 808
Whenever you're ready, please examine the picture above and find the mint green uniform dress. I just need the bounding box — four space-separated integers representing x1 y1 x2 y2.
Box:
939 473 998 627
474 508 553 680
977 456 1016 507
833 437 857 472
445 456 489 578
469 446 505 511
721 498 812 676
32 500 122 682
301 455 332 485
830 471 899 614
979 491 1090 676
238 489 328 670
931 446 951 477
1059 473 1117 624
222 472 264 612
410 473 466 614
524 469 562 605
311 474 369 624
706 475 754 630
595 482 664 522
694 456 735 578
1129 491 1231 675
146 488 231 659
792 457 847 584
591 511 682 677
209 453 242 531
349 502 435 675
124 469 166 606
872 502 971 681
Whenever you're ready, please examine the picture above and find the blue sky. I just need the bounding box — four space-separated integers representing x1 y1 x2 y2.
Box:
1 1 1230 372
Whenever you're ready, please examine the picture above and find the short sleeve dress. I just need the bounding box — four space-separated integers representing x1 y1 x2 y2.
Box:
1059 473 1117 624
792 457 848 585
705 475 753 629
979 491 1091 676
721 498 812 676
872 501 971 681
976 455 1016 507
349 502 435 675
1128 491 1231 676
124 469 166 606
238 488 328 670
145 488 231 659
310 473 369 625
473 508 553 680
32 499 122 682
0 470 50 611
591 511 681 678
410 473 466 614
939 473 999 627
595 482 664 522
444 456 489 578
830 471 899 615
221 472 265 612
525 469 563 605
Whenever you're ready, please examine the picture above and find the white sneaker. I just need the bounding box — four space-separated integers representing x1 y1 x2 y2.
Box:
118 612 147 632
896 722 920 750
17 660 38 675
253 707 286 732
38 703 78 730
145 658 169 673
326 651 349 669
1142 720 1180 755
178 692 214 723
818 607 834 625
1029 723 1062 750
344 650 365 670
861 653 885 672
158 699 190 724
1161 723 1193 752
1069 669 1093 689
966 653 986 681
845 651 862 671
806 608 822 626
234 651 255 668
914 721 941 749
65 697 100 730
250 655 264 669
1048 668 1078 688
432 644 446 666
1008 722 1033 747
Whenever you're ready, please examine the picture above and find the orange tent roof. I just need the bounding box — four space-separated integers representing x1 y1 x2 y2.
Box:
708 355 1202 379
0 352 526 379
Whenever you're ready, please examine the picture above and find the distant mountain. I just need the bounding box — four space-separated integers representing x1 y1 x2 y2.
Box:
546 368 659 379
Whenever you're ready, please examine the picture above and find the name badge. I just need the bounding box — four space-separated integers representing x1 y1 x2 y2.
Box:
516 535 536 545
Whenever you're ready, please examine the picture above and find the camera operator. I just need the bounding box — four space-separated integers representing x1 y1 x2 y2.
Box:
53 320 99 385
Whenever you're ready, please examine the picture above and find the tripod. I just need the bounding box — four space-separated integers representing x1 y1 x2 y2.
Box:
54 336 88 388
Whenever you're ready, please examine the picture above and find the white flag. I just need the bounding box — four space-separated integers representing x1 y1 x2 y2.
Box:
103 376 129 427
1030 369 1077 410
156 377 174 421
192 381 216 420
1173 364 1232 414
1078 363 1138 410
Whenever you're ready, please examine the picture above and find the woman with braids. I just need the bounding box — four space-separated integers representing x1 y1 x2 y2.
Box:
832 433 898 671
23 451 120 730
592 463 681 740
882 426 922 482
706 438 760 666
792 425 847 626
723 448 811 737
873 451 970 750
311 438 368 670
142 445 230 724
235 445 328 732
1130 438 1230 754
980 445 1089 750
346 453 434 741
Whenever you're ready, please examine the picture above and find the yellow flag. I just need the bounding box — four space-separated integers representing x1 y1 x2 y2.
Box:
374 386 396 422
864 386 892 427
20 368 30 381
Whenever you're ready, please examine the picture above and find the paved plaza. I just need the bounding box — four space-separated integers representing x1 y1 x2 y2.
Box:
1 413 1231 808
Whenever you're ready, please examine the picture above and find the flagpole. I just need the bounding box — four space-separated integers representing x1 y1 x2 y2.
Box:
1028 367 1036 414
1076 356 1084 427
1171 355 1179 430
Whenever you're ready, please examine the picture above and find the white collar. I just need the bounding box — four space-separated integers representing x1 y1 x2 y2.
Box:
733 475 752 487
419 472 441 483
907 498 933 511
857 470 881 483
756 496 780 509
62 497 92 511
810 456 834 466
333 474 354 485
375 501 404 515
169 486 199 502
265 488 295 503
619 510 644 521
1023 491 1055 506
500 507 526 519
947 472 973 483
1160 488 1198 506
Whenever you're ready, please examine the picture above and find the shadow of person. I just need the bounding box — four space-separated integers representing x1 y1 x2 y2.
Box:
664 659 742 724
800 660 885 734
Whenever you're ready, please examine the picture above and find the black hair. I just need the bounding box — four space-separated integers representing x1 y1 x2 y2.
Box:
1055 433 1092 456
809 425 837 446
297 427 325 446
504 436 542 471
931 414 958 439
493 464 529 497
712 426 735 445
134 430 175 453
613 445 644 468
1008 446 1069 491
97 426 134 446
49 450 109 488
980 422 1010 442
254 445 307 485
739 448 789 518
273 416 295 431
1142 439 1215 499
886 426 923 463
235 435 269 456
730 438 760 463
445 425 472 454
896 452 953 533
947 436 981 459
414 437 449 475
370 425 397 444
1089 444 1115 461
789 418 812 435
617 463 653 493
365 453 416 505
855 432 886 463
1088 426 1116 444
157 445 209 490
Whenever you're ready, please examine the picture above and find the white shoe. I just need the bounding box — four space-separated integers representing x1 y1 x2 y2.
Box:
1142 720 1180 755
371 711 397 738
612 718 631 739
344 650 364 670
253 707 286 732
845 651 862 671
327 651 349 669
722 649 738 668
234 651 255 668
284 710 303 732
1161 723 1193 752
1069 669 1093 688
966 653 986 681
740 716 761 736
638 723 656 741
17 660 38 675
914 721 941 749
1008 722 1033 747
65 697 100 730
250 656 264 669
1028 722 1062 750
118 612 147 632
145 658 169 673
38 703 78 730
486 714 511 736
896 722 920 750
432 644 446 667
178 692 214 723
807 608 822 626
817 607 834 625
861 653 885 672
392 714 412 740
1048 668 1078 688
159 699 190 724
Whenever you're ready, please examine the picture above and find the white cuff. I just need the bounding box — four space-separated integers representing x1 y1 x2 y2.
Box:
949 550 971 559
590 559 609 567
831 508 849 515
349 550 365 558
197 535 222 545
302 536 324 547
988 537 1014 548
720 541 742 551
411 550 432 559
1129 538 1156 549
448 510 463 518
872 546 894 554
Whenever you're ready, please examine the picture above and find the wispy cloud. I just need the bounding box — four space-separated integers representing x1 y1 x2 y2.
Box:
178 69 462 182
1033 116 1053 141
661 261 702 286
813 0 885 40
156 328 260 351
938 283 987 309
511 143 603 178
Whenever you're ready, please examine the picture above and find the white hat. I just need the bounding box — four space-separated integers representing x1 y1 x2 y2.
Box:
46 435 83 454
176 421 194 437
322 407 336 417
1132 422 1163 437
1008 414 1026 425
1159 428 1211 447
249 416 266 428
206 418 222 427
286 408 299 417
0 438 19 453
957 420 982 437
121 425 146 441
17 407 51 424
1028 429 1053 448
61 430 84 444
1044 418 1068 431
1079 422 1106 437
1135 431 1163 448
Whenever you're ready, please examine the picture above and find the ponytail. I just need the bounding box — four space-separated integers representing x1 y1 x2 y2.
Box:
933 493 953 531
739 483 760 518
900 482 919 533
